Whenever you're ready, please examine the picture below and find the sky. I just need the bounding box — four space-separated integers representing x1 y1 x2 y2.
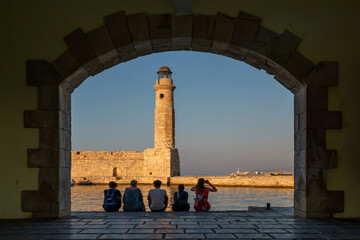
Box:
72 51 294 176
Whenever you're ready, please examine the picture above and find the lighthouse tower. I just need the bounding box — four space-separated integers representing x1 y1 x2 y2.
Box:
143 66 180 180
154 66 176 148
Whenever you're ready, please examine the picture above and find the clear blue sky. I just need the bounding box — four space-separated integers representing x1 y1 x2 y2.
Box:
72 51 293 176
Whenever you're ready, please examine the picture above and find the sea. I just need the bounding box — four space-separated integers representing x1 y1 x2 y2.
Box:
71 185 293 212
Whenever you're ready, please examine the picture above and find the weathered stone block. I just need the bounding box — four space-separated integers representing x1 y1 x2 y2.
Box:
64 28 104 75
262 59 282 76
251 26 280 58
37 86 60 110
294 189 306 212
244 50 267 70
285 51 314 80
294 112 306 133
60 149 71 168
308 111 342 129
39 127 59 149
39 168 59 191
227 12 261 61
294 87 306 114
211 13 235 55
27 60 63 86
192 14 216 52
270 30 301 66
148 14 172 52
59 86 71 114
24 110 58 128
59 111 70 131
274 68 302 92
21 190 59 212
27 148 59 168
306 86 328 111
103 11 137 61
294 150 306 169
294 129 306 152
86 25 120 69
59 185 71 211
304 62 338 87
306 128 326 150
294 167 306 191
52 50 81 79
60 129 71 151
60 167 71 190
171 14 192 50
306 168 326 194
306 149 337 169
127 13 153 56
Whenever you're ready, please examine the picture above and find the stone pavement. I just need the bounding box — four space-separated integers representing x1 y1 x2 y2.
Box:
0 208 359 239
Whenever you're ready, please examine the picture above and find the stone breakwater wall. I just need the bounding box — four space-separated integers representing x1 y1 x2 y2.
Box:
169 175 294 188
71 149 179 184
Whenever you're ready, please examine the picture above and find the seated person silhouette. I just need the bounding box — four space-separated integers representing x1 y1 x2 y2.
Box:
172 184 190 212
191 178 217 212
148 180 168 212
123 180 145 212
103 181 122 212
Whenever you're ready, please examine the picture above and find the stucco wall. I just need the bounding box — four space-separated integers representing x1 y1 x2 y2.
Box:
0 0 359 218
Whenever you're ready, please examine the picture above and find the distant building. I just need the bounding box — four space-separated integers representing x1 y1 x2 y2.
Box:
71 67 180 184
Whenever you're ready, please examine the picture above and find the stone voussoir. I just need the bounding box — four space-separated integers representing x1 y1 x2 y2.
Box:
85 25 121 69
148 14 172 52
270 30 302 67
103 11 137 62
127 12 153 56
171 14 192 50
64 28 104 76
192 14 216 52
211 12 235 55
227 11 261 61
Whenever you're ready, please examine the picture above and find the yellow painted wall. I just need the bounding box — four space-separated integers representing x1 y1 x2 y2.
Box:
0 0 359 218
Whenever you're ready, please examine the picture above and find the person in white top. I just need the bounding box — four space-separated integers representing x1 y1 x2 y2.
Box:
148 180 168 212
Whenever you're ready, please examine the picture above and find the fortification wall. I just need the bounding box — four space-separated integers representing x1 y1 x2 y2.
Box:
170 175 294 188
71 151 145 183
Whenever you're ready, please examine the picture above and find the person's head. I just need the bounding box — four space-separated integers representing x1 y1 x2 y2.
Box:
109 181 117 189
197 178 205 193
153 180 162 188
178 184 185 192
130 179 137 187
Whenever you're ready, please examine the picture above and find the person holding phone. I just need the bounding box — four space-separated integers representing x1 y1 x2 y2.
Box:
191 178 217 211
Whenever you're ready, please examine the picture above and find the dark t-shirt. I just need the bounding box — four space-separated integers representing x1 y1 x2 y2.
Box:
104 189 122 208
174 191 188 204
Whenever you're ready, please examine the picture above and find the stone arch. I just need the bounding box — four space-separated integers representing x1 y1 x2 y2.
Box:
23 11 343 218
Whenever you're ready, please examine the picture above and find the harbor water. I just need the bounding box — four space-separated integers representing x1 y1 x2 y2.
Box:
71 185 293 212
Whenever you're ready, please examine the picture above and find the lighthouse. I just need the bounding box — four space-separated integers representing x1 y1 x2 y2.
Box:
143 66 180 179
154 66 176 149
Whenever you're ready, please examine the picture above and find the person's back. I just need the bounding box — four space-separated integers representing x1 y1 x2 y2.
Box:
103 181 121 212
123 180 145 212
148 180 168 212
172 184 190 212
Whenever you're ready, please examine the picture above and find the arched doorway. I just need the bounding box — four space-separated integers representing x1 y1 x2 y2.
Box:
23 11 343 218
